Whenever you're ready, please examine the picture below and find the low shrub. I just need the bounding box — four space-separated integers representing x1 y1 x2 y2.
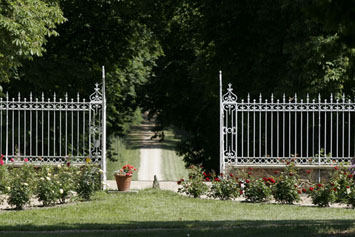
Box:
7 165 34 209
208 173 240 200
75 165 101 201
272 163 300 204
308 183 336 207
177 165 208 198
244 178 273 202
34 166 60 206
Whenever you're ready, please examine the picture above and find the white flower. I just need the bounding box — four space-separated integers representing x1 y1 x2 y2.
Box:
40 177 44 181
23 183 28 186
6 187 10 191
347 187 351 194
57 164 62 168
59 189 64 194
101 181 106 185
240 183 245 189
99 169 104 174
46 177 51 181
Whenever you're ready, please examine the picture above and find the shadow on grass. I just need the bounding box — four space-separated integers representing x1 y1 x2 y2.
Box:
0 220 354 236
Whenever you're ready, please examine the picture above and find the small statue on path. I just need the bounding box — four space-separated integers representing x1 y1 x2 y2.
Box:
152 175 160 189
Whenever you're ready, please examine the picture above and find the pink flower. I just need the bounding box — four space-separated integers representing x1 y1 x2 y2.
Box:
10 158 14 162
0 159 3 166
24 158 28 162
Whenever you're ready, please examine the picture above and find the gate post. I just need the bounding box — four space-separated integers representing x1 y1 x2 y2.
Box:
102 66 107 189
219 70 225 176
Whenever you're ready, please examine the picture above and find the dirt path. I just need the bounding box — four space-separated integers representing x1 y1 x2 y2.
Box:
138 148 163 181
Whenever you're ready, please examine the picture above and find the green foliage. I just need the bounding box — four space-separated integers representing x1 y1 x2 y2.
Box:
75 165 101 201
6 165 34 209
244 178 273 203
0 0 65 84
208 174 240 200
34 167 60 206
308 183 337 207
272 163 300 204
177 165 208 198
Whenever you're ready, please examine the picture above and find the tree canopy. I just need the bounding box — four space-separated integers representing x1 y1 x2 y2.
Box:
2 0 355 170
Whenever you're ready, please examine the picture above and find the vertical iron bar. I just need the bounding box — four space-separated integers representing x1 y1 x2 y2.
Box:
277 99 279 158
83 99 86 155
247 94 250 158
5 93 9 163
77 93 80 156
42 93 44 157
48 98 50 157
283 94 285 158
342 94 345 158
60 98 62 157
18 93 20 158
24 98 26 157
242 99 244 157
265 99 267 158
259 94 262 157
71 98 74 156
30 93 32 157
253 99 256 157
295 94 297 158
65 93 68 156
330 94 333 159
54 93 56 157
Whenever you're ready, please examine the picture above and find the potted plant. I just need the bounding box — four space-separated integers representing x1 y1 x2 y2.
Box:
114 164 137 191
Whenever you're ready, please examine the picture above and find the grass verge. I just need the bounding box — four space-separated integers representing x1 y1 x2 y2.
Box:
0 189 354 236
106 136 140 181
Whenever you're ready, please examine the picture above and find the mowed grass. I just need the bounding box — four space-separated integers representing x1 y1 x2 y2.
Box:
106 136 140 181
0 189 354 236
161 149 188 181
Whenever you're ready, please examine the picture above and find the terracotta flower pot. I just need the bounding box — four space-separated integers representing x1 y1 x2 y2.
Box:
114 174 132 191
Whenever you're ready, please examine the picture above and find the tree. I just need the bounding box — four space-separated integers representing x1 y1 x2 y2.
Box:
0 0 65 85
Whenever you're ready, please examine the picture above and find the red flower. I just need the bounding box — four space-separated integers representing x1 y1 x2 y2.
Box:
306 170 312 174
248 167 253 171
294 184 298 188
220 173 224 177
297 190 302 194
214 177 220 182
10 158 14 162
24 158 28 162
205 177 210 182
203 172 207 176
330 183 335 186
0 159 3 166
268 178 275 184
273 170 279 174
317 183 323 188
289 172 293 176
263 177 268 182
302 188 307 193
180 178 184 182
334 166 339 170
348 174 353 178
286 161 291 165
332 188 337 192
66 162 71 167
229 173 234 177
134 168 137 171
177 180 182 185
240 190 243 195
245 179 250 184
346 186 350 189
309 187 314 191
248 171 253 175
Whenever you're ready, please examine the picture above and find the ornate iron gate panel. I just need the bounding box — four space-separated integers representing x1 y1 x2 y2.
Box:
220 75 355 173
0 83 104 165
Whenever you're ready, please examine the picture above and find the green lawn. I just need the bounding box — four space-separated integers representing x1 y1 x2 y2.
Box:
161 149 188 181
0 189 354 236
106 136 140 181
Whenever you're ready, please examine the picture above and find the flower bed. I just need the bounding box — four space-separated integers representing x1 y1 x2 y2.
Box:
0 160 101 209
177 163 355 208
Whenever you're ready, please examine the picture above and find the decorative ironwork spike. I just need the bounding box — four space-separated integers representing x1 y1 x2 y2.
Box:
253 99 256 103
18 92 21 101
30 92 32 101
283 94 286 102
77 93 80 101
227 83 233 92
6 92 8 100
342 93 345 102
53 92 56 101
318 93 321 102
300 99 303 103
59 98 62 102
259 93 262 102
48 97 50 102
330 93 333 102
324 99 327 103
241 99 244 103
65 93 68 101
83 98 86 102
277 99 279 103
247 93 250 102
294 93 297 102
42 92 44 101
306 93 309 103
271 93 274 102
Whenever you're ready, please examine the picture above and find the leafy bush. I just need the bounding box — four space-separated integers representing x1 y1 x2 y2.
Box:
244 178 273 202
346 183 355 208
208 173 240 200
272 163 300 204
34 166 60 206
7 165 34 209
75 165 101 201
56 165 75 203
308 183 336 207
329 166 354 203
177 165 208 198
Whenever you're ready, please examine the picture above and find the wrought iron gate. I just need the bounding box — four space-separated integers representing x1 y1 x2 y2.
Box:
219 72 355 174
0 68 107 183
